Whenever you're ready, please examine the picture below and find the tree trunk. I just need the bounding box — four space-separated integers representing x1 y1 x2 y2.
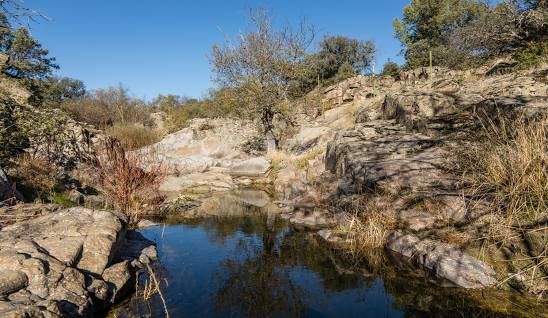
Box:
261 106 277 152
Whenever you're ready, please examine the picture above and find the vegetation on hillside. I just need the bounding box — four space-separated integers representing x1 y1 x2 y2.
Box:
394 0 547 69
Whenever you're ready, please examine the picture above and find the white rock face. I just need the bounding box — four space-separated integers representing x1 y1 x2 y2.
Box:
150 118 272 195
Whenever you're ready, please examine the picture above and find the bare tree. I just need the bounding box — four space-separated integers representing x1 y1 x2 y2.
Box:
0 0 47 24
211 9 314 150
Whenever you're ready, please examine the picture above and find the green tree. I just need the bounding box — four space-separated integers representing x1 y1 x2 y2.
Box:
40 76 86 106
315 35 375 80
382 60 400 78
5 28 58 79
393 0 487 68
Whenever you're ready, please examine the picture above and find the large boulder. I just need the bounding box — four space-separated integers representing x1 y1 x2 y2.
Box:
0 207 156 317
230 157 271 177
291 126 331 152
325 120 451 192
382 92 456 132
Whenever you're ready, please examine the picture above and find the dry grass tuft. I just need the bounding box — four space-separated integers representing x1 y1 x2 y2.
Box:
266 150 294 173
92 138 166 225
336 195 396 257
13 155 58 200
459 116 547 296
106 124 161 151
461 117 547 230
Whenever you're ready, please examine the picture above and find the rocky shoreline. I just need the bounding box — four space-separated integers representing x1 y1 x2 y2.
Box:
0 206 158 317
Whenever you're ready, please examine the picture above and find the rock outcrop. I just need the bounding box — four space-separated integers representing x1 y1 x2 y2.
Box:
151 118 272 197
282 66 548 292
0 207 156 317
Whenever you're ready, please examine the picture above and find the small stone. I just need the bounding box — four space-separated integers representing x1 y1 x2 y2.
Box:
136 219 159 229
102 261 132 303
0 270 28 296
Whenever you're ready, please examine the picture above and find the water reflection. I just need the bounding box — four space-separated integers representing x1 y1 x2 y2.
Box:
110 207 545 318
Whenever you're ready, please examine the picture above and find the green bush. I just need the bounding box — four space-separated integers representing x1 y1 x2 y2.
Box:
381 61 400 79
0 98 29 168
514 41 548 70
166 88 250 131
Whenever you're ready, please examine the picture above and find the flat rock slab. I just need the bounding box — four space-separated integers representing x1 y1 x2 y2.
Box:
230 157 271 177
290 210 336 231
386 232 497 289
0 207 126 276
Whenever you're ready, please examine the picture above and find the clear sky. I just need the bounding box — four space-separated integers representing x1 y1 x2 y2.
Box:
23 0 409 100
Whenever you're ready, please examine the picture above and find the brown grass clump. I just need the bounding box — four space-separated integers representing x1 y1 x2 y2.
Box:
92 138 166 225
106 124 161 150
461 118 547 229
13 155 58 200
459 116 547 296
336 195 396 257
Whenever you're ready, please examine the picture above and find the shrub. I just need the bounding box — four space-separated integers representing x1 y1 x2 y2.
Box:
335 194 396 257
12 155 57 201
381 61 400 79
513 41 548 70
0 98 28 168
106 124 160 150
322 62 357 86
62 85 152 129
92 138 166 225
165 88 250 131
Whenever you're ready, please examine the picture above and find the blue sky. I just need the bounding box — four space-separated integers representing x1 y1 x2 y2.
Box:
23 0 409 100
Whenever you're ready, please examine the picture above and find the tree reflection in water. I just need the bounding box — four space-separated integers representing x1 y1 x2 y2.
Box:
213 214 305 318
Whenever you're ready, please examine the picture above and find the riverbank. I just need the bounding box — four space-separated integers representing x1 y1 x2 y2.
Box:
109 196 547 318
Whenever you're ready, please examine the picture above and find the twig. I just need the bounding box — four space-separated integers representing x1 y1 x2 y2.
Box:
145 263 169 318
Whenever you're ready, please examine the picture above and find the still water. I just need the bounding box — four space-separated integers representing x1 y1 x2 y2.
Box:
110 201 545 318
